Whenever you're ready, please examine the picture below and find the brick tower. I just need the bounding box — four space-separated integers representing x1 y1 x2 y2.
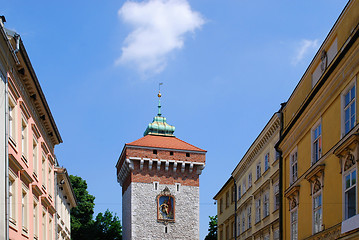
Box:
116 90 206 240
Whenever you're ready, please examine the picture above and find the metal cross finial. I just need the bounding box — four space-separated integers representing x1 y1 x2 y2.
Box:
157 83 163 116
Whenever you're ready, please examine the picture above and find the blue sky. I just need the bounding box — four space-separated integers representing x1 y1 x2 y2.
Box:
3 0 349 238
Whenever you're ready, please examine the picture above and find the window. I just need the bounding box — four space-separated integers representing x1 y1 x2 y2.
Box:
22 190 28 231
9 177 16 224
21 119 28 158
242 180 246 193
343 84 355 135
241 211 245 233
219 230 223 240
153 182 158 190
226 191 229 208
231 186 235 203
313 192 322 233
170 151 173 155
312 122 322 164
42 155 46 189
247 205 251 229
274 182 280 211
264 234 270 240
256 162 261 180
34 201 38 238
33 138 38 175
153 149 157 154
49 217 53 240
226 225 229 240
290 149 298 183
175 183 181 192
220 198 223 214
9 98 16 140
238 185 241 199
275 150 280 161
248 173 252 188
291 208 298 240
264 152 270 171
48 167 52 197
274 228 280 240
344 168 356 219
263 191 269 218
186 153 190 157
42 211 46 240
232 221 235 238
255 197 261 223
237 215 240 235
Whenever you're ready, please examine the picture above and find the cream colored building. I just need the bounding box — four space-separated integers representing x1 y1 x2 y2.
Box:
55 167 77 240
232 114 280 240
214 114 280 240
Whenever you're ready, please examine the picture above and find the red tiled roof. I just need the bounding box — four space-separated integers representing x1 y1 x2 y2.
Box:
126 134 206 152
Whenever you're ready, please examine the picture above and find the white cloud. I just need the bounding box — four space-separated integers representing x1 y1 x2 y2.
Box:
116 0 205 74
291 39 319 65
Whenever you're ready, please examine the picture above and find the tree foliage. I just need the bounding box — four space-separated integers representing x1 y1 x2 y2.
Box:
204 215 217 240
69 175 122 240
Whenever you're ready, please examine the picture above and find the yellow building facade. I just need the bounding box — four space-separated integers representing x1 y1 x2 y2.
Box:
214 177 236 240
278 0 359 239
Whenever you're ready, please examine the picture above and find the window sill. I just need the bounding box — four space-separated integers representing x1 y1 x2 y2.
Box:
9 218 17 230
272 208 279 214
9 137 17 150
263 168 270 177
341 214 359 234
21 154 28 166
254 176 262 184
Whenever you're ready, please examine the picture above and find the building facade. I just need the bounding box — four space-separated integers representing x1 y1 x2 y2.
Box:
55 167 77 240
213 177 235 240
0 18 76 240
116 93 206 240
232 114 280 240
214 114 280 240
278 0 359 239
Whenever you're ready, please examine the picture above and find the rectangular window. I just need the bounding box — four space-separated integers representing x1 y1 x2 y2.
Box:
291 208 298 240
42 211 46 240
226 191 229 208
255 198 261 223
237 215 240 235
274 228 280 240
225 225 229 240
9 178 15 223
22 190 28 230
264 152 270 171
34 201 38 238
238 185 241 199
21 120 28 158
343 84 356 135
33 139 38 175
276 150 280 161
247 205 251 229
220 198 223 214
48 167 52 197
263 191 269 218
290 150 298 183
312 122 322 164
313 193 322 233
264 234 270 240
9 99 16 140
248 173 252 188
274 182 280 211
232 221 235 238
242 211 245 233
256 162 261 180
153 181 159 190
242 180 246 193
231 186 235 203
175 183 181 192
344 169 356 219
219 230 223 240
42 156 46 189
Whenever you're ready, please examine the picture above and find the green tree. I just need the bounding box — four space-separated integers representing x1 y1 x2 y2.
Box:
93 209 122 240
204 215 217 240
69 175 96 240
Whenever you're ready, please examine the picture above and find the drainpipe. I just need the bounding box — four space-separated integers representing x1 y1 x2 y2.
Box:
4 72 9 240
275 102 286 240
232 176 237 240
55 169 58 240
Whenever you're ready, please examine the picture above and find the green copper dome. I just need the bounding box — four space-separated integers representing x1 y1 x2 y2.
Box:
144 89 175 136
144 116 175 136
